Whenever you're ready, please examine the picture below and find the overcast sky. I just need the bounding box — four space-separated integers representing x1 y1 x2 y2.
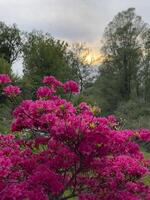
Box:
0 0 150 74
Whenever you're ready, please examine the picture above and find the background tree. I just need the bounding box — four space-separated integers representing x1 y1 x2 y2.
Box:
0 22 22 64
141 28 150 103
67 43 95 92
93 8 146 113
22 31 78 95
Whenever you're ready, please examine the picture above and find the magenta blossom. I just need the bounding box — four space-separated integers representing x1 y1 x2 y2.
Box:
43 75 63 88
63 80 79 94
3 85 21 97
36 86 55 99
0 74 11 84
139 129 150 141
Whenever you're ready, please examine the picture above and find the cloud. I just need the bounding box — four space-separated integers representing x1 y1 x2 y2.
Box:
0 0 150 45
0 0 150 74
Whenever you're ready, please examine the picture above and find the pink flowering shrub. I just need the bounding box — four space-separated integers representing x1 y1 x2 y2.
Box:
0 74 150 199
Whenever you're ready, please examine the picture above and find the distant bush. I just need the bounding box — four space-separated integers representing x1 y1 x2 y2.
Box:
115 100 150 129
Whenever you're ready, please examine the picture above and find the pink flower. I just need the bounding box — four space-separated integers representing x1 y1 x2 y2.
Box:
139 129 150 141
43 76 63 88
0 74 11 84
3 85 21 97
63 80 79 94
36 86 55 99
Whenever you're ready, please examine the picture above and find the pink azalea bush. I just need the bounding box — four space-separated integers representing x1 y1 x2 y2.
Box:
0 74 150 199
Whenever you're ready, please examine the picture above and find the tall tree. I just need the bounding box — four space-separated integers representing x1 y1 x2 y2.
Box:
140 28 150 103
95 8 146 112
22 31 77 92
103 8 145 99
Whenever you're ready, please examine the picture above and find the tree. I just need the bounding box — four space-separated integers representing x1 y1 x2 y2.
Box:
92 63 122 114
0 22 22 64
67 43 95 92
22 31 76 93
141 28 150 102
96 8 146 112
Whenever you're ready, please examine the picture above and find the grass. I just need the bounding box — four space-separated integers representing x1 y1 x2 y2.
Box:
141 147 150 185
141 147 150 159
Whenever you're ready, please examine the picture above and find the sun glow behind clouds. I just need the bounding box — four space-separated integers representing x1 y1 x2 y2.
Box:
85 51 104 65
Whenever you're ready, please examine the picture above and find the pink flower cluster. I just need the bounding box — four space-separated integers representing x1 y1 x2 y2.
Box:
0 75 150 200
3 85 21 97
43 75 63 88
0 74 21 98
43 75 79 94
63 80 79 94
0 74 11 84
36 86 55 99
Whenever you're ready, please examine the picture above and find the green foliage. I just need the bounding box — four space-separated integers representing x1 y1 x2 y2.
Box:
141 147 150 160
114 100 150 129
141 28 150 102
0 22 22 64
90 65 122 114
72 93 96 107
22 32 75 89
93 8 146 113
0 57 11 74
0 102 12 133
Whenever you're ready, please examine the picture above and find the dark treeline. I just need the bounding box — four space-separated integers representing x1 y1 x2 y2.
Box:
1 8 150 132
